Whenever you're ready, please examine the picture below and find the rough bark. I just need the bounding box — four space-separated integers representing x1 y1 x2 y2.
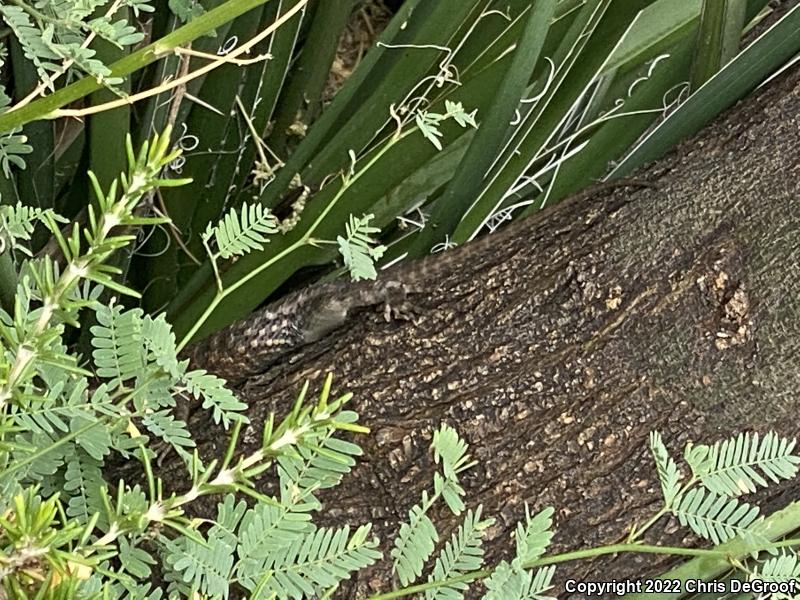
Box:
169 64 800 596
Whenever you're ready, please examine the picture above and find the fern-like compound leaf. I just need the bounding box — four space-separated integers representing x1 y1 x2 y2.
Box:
482 563 556 600
277 432 362 501
63 449 105 524
169 0 206 22
433 424 472 479
514 505 554 565
432 425 473 515
182 369 248 428
165 495 245 599
0 6 60 84
91 304 146 387
86 16 145 48
434 472 467 516
672 488 761 545
0 131 32 179
71 412 112 461
425 506 493 599
688 432 800 497
167 532 236 599
0 203 49 255
8 431 66 483
650 431 683 506
753 552 800 581
337 213 386 281
117 537 157 580
141 314 182 379
416 111 445 150
391 492 439 586
141 410 194 454
235 497 316 591
528 566 557 600
254 524 381 599
445 100 478 129
205 202 278 259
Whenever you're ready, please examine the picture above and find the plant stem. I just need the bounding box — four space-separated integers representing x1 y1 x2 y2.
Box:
0 0 289 131
53 2 304 119
367 543 730 600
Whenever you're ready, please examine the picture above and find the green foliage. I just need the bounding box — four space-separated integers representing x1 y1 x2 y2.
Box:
0 132 384 598
181 369 247 428
432 423 475 515
275 412 363 500
753 552 800 581
514 506 555 565
336 213 386 281
0 132 33 178
163 494 245 598
0 203 58 256
686 431 800 496
649 431 800 548
168 0 205 24
390 423 477 586
249 524 381 599
392 492 440 586
424 507 493 600
91 304 146 386
233 488 317 590
672 488 761 545
63 449 105 521
2 3 800 598
416 100 478 151
202 201 279 261
0 1 146 89
2 0 794 347
483 563 557 600
482 506 556 600
650 431 683 506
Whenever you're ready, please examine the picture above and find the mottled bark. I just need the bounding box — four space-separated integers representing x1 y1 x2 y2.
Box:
172 64 800 597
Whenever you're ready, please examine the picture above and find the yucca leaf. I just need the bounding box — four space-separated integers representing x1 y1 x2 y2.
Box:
690 0 748 91
0 0 282 133
459 0 656 235
416 0 555 252
268 0 352 157
611 3 800 176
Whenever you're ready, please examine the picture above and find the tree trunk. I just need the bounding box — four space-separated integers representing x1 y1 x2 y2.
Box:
170 64 800 596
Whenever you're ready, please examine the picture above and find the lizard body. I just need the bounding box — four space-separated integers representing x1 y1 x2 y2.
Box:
181 179 657 384
180 277 413 385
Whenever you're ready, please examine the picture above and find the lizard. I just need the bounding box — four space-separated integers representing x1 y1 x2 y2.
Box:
179 276 415 387
179 178 658 405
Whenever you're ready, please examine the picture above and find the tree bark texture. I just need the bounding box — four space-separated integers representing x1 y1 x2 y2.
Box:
173 65 800 596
